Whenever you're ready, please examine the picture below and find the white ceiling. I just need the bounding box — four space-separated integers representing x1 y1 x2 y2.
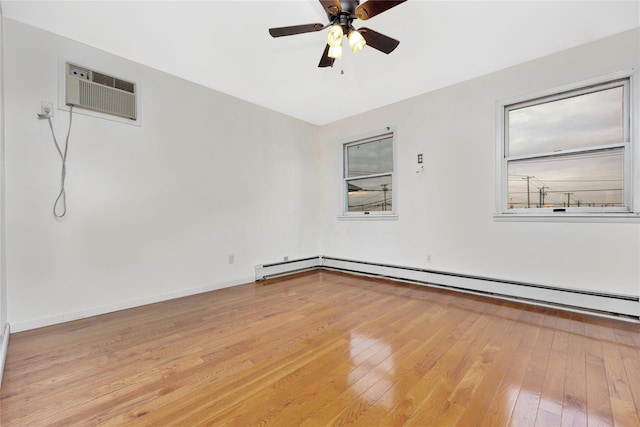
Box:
2 1 639 125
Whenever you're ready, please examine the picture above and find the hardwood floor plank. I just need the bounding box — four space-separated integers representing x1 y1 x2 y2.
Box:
300 296 485 426
603 346 640 427
584 328 614 426
1 270 638 426
479 308 546 427
621 353 640 415
313 294 476 427
201 303 425 426
534 328 569 427
561 313 588 427
374 304 494 426
406 302 526 427
509 311 555 426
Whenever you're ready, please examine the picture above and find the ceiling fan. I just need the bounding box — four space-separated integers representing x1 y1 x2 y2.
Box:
269 0 407 68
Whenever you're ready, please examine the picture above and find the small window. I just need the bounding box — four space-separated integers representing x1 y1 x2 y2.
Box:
498 76 634 216
343 131 395 217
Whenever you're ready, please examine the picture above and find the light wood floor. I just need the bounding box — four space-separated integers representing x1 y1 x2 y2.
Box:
1 271 639 426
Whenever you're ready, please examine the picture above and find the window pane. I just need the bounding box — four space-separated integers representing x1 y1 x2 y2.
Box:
346 175 392 212
507 148 624 209
508 86 624 157
346 137 393 177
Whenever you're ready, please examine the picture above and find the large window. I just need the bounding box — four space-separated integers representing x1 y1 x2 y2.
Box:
498 75 636 216
343 131 395 217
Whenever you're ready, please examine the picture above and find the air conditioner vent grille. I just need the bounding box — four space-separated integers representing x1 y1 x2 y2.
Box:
78 80 136 120
115 79 135 94
91 72 115 88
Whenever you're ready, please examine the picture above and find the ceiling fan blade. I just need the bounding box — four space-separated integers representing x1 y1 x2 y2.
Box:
355 0 407 20
269 23 325 38
359 27 400 54
319 0 342 17
318 44 335 68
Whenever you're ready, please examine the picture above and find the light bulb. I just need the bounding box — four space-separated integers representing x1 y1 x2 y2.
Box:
326 24 344 47
348 30 366 53
328 45 343 59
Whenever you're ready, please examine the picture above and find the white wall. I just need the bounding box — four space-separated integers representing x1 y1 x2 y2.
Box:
3 19 320 331
0 6 7 334
316 28 640 297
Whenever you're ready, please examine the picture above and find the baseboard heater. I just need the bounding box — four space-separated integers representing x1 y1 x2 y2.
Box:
255 257 322 280
255 256 639 319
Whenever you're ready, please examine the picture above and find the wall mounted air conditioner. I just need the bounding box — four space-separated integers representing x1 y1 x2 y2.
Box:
65 62 137 120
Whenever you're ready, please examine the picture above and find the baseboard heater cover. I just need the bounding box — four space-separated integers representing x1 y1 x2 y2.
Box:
255 256 321 280
255 256 639 319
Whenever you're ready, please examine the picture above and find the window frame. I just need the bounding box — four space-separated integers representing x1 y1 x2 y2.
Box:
340 128 398 219
495 70 639 220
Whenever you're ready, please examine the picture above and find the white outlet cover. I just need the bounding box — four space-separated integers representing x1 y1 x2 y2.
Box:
41 101 54 116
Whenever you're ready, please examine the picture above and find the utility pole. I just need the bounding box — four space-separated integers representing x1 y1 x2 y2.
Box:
522 176 533 208
564 192 573 207
381 184 389 211
538 186 547 208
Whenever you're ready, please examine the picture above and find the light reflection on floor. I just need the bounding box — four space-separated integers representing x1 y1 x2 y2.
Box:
509 386 610 425
348 332 396 408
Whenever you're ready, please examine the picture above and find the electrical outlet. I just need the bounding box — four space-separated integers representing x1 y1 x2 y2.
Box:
417 153 423 164
228 254 235 264
41 101 54 117
426 254 432 263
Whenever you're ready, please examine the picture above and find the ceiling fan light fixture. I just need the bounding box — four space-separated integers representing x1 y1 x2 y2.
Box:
326 24 344 47
268 0 407 67
348 30 366 53
328 45 343 59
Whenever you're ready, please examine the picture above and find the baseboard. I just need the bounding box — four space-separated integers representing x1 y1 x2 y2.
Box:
255 256 321 280
256 256 640 319
11 276 255 333
0 323 10 387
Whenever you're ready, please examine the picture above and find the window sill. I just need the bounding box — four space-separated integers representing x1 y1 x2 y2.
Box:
493 212 640 223
338 214 399 221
